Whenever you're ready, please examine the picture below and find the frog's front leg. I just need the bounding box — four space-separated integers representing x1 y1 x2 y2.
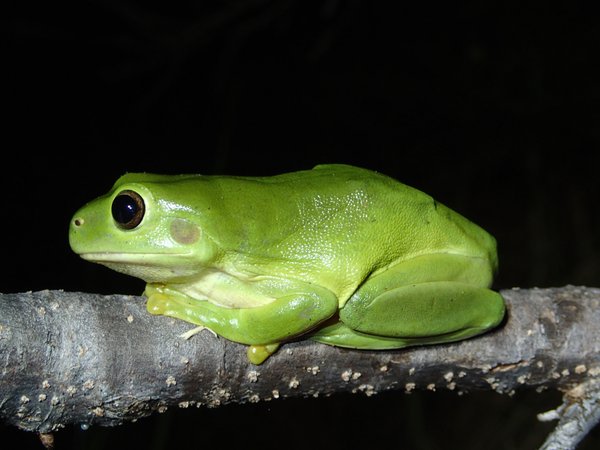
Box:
145 283 338 364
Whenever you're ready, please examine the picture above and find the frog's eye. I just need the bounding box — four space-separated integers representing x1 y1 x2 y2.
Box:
112 190 145 229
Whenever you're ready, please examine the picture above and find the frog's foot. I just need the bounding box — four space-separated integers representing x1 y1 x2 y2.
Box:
247 343 280 365
145 289 204 325
146 292 171 315
179 326 218 340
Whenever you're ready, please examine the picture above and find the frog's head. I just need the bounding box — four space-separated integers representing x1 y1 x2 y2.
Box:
69 173 217 283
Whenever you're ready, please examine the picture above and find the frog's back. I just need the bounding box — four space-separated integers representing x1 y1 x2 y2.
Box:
190 164 496 283
310 165 496 263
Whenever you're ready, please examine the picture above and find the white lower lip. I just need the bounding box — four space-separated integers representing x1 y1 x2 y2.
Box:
80 252 189 262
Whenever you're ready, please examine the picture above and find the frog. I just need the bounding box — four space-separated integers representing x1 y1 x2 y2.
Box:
69 164 505 364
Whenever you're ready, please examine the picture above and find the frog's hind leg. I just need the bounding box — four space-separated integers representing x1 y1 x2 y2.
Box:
311 282 504 349
311 254 505 349
310 320 426 349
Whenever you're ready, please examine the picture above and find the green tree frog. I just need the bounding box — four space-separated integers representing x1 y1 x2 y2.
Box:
69 164 505 364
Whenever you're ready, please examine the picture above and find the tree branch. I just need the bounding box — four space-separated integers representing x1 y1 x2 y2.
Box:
1 287 599 448
538 377 600 450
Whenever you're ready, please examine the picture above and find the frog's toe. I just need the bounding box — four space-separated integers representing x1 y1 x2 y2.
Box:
146 293 171 314
247 343 280 365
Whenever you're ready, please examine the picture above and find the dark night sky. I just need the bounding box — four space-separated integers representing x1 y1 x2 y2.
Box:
2 2 599 449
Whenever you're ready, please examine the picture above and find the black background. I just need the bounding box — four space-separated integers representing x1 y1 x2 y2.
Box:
2 2 599 449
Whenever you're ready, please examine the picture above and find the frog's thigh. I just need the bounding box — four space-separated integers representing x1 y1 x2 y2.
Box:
341 280 504 339
311 282 504 349
337 254 503 344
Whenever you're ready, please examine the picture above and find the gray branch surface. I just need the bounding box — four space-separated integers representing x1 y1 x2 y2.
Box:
1 287 599 448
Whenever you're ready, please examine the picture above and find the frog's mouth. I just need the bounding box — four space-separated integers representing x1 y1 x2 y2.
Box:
80 251 190 262
79 251 198 282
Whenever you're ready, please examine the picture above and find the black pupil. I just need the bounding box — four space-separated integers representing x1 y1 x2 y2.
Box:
112 192 143 228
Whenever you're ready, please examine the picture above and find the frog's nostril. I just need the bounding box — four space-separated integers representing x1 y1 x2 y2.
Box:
73 217 84 227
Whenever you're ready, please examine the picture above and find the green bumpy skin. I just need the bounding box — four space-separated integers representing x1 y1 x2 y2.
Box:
69 164 505 364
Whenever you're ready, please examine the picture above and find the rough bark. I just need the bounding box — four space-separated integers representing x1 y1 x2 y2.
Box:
1 287 599 448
